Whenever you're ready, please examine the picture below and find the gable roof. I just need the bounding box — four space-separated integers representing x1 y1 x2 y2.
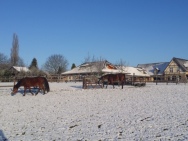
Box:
11 66 30 72
62 60 117 75
137 62 169 75
172 57 188 71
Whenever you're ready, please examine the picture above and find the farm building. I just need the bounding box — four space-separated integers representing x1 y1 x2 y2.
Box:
9 66 30 76
138 57 188 83
62 60 150 82
164 57 188 83
137 62 169 82
62 60 118 82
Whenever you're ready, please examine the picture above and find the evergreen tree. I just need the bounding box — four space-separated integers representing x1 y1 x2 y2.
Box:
29 58 38 69
71 63 76 70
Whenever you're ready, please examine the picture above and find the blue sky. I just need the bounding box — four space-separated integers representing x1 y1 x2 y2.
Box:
0 0 188 69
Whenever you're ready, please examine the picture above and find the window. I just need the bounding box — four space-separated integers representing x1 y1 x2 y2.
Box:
169 67 173 73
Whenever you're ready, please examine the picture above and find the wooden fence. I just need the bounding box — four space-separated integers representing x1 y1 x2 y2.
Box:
82 76 103 89
0 76 14 82
0 75 66 83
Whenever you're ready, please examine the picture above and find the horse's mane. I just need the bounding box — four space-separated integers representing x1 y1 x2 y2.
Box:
15 78 24 88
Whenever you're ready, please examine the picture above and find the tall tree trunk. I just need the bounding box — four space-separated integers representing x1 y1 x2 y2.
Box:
11 33 19 66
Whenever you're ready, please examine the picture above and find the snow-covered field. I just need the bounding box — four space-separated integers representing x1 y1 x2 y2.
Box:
0 82 188 141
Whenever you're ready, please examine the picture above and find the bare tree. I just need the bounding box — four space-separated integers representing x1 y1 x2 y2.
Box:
43 54 69 74
0 53 9 64
115 59 128 73
0 53 10 70
95 57 105 76
82 53 105 76
10 33 19 66
18 57 25 66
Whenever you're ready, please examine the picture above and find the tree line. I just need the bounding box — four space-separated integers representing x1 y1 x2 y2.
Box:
0 33 69 77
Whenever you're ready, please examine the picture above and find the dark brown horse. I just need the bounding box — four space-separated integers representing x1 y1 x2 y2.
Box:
99 73 126 89
11 77 50 96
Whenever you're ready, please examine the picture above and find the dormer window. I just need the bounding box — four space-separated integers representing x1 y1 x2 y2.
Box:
154 67 160 74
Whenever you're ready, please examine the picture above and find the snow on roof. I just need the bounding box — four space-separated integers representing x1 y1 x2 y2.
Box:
62 66 97 75
80 63 90 67
122 66 149 76
13 66 30 72
62 63 105 75
183 61 188 68
137 62 169 75
102 66 149 76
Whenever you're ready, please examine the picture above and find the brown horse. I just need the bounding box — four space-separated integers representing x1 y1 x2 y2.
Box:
11 77 50 96
99 73 126 89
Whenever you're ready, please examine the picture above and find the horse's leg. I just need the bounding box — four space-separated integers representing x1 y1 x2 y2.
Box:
102 80 104 88
35 88 40 96
106 81 108 89
23 87 26 96
29 88 34 95
42 85 46 95
112 80 115 89
103 81 106 88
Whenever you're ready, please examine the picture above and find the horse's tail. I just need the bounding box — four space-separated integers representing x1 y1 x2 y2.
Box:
43 77 50 92
98 76 103 84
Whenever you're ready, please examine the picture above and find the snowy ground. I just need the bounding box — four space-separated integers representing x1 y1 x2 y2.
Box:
0 82 188 141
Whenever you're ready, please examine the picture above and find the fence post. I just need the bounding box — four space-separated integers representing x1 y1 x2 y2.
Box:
132 73 135 86
14 76 16 86
83 77 85 89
